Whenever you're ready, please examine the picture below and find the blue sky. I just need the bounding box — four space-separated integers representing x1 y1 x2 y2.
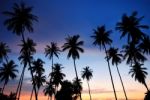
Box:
0 0 150 100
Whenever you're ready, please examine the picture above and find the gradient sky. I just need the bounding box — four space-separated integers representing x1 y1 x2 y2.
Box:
0 0 150 100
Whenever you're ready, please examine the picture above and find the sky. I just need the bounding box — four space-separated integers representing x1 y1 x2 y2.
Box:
0 0 150 100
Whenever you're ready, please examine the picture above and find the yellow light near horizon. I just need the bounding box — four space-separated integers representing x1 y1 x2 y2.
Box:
19 91 145 100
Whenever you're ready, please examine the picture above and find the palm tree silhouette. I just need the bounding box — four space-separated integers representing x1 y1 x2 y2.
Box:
50 63 65 97
107 47 128 100
144 90 150 100
91 25 118 100
3 2 38 42
56 80 74 100
18 38 38 100
43 82 55 100
62 35 84 100
3 2 38 99
45 42 61 72
0 60 18 93
81 66 93 100
30 74 46 100
122 42 147 65
139 35 150 55
129 62 149 91
116 11 149 43
0 42 11 63
30 58 45 100
72 78 83 100
30 58 45 76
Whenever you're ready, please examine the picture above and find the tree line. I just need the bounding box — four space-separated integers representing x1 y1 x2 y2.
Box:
0 2 150 100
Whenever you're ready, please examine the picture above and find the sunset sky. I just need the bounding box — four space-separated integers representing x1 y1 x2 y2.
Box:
0 0 150 100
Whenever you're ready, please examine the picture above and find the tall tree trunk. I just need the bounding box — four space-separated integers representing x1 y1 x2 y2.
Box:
144 82 149 91
2 81 7 94
16 68 23 99
16 64 26 100
30 87 34 100
48 96 49 100
28 61 38 100
103 45 118 100
116 65 128 100
73 59 82 100
87 80 92 100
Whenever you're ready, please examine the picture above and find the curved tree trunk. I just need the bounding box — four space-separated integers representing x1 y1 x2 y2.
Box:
16 64 26 100
144 82 149 91
73 59 82 100
116 65 128 100
103 45 118 100
2 81 7 94
28 61 38 100
30 87 34 100
87 80 92 100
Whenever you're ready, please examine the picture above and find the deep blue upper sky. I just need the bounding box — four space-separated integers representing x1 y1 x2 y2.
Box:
0 0 150 50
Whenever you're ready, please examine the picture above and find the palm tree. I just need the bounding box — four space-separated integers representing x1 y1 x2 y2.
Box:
0 60 18 93
30 58 45 100
45 42 61 72
43 82 55 100
72 78 83 100
122 42 147 65
81 66 93 100
0 42 11 63
50 63 65 96
129 62 149 91
116 11 149 43
107 47 128 100
18 38 37 100
139 35 150 55
62 35 84 100
3 2 38 42
30 58 45 75
56 80 74 100
144 90 150 100
3 2 38 99
91 25 118 100
30 74 46 100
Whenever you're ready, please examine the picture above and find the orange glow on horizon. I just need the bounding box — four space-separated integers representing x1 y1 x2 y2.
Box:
19 91 145 100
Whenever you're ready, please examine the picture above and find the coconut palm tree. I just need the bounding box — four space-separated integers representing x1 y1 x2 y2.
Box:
50 63 65 96
18 38 37 100
3 2 38 42
144 90 150 100
62 35 84 100
45 42 61 72
116 11 149 43
30 74 46 100
56 80 74 100
30 58 45 75
3 2 38 99
30 58 45 100
72 78 83 100
107 47 128 100
122 42 147 65
43 82 55 100
129 62 149 91
0 60 18 93
91 25 118 100
81 66 93 100
139 35 150 55
0 42 11 63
